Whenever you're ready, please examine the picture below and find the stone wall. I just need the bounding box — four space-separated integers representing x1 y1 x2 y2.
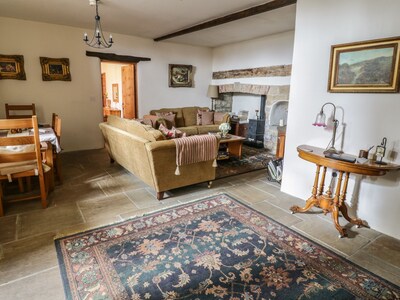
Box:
215 83 290 154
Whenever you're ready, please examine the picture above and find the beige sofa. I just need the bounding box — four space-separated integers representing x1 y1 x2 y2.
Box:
99 115 217 200
145 106 230 135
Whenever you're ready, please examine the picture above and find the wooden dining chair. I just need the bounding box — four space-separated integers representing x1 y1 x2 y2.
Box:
52 113 62 183
0 116 51 216
5 103 36 119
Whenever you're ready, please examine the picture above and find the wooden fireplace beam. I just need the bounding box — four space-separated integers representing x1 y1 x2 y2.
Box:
154 0 297 42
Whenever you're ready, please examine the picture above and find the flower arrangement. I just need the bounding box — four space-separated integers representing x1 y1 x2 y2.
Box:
219 122 231 137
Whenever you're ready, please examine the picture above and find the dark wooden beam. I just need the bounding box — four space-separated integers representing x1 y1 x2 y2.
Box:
86 51 151 63
154 0 297 42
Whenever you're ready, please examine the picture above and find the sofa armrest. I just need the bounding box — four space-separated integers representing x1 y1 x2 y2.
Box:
145 140 215 192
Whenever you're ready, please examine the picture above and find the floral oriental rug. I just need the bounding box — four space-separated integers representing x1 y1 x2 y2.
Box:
55 194 399 300
216 145 272 179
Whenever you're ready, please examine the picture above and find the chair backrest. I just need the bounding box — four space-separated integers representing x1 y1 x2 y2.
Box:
5 103 36 119
0 116 43 176
52 113 61 143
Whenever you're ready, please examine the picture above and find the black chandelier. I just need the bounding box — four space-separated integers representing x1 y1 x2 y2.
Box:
83 0 113 48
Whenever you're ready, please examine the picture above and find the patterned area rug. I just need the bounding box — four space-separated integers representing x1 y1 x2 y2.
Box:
55 194 399 300
216 145 272 179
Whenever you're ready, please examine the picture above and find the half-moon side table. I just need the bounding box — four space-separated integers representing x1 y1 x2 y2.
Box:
290 145 400 238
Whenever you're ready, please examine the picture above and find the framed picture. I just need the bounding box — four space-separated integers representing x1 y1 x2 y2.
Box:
328 36 400 93
169 64 193 87
112 83 119 102
40 57 71 81
0 55 26 80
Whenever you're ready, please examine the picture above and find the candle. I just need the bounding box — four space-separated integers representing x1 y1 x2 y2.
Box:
279 119 284 126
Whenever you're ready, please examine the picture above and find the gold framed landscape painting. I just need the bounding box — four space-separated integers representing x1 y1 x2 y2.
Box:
328 36 400 93
40 57 71 81
169 64 193 87
0 55 26 80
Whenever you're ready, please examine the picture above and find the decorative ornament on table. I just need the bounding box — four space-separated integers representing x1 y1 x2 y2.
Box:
219 122 231 138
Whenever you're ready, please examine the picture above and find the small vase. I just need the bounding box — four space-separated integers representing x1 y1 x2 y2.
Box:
221 130 228 138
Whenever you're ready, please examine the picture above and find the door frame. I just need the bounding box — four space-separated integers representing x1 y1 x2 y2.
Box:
86 51 151 120
100 60 138 119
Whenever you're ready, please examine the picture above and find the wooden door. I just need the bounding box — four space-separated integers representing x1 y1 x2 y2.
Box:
101 73 107 107
121 64 136 119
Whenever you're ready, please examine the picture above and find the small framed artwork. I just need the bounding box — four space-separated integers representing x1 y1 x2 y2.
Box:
0 54 26 80
169 64 193 87
112 83 119 102
40 57 71 81
328 36 400 93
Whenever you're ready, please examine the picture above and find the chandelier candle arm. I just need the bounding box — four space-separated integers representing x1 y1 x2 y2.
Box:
83 0 113 49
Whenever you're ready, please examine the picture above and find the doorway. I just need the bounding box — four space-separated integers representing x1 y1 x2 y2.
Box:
100 61 137 121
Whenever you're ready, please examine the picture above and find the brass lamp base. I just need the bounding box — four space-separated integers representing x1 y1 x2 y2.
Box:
323 147 342 155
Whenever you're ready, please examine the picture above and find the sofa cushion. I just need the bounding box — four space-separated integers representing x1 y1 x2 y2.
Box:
175 126 199 136
197 125 221 134
107 115 129 131
150 108 184 127
197 111 214 125
159 124 187 139
142 115 162 128
182 107 208 126
155 112 176 129
126 120 165 142
214 112 228 125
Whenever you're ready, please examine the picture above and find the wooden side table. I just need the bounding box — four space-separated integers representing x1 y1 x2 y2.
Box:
230 120 248 137
290 145 400 238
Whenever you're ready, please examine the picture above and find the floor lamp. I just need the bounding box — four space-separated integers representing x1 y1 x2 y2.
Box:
207 85 219 111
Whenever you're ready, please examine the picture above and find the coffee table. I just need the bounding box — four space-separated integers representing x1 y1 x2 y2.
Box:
218 134 246 160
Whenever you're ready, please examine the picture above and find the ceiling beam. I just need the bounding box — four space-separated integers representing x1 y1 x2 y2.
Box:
154 0 297 42
86 51 151 63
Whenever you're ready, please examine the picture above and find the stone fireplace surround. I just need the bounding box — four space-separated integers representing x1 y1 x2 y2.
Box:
214 83 290 154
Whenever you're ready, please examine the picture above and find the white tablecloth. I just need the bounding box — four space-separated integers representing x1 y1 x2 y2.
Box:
4 128 61 153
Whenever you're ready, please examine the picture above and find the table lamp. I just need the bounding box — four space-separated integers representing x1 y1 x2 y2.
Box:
312 102 340 154
207 85 219 111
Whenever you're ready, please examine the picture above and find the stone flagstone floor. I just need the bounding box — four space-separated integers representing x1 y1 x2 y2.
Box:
0 149 399 299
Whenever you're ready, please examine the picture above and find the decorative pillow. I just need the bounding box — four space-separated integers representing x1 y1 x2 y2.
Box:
201 111 214 125
159 124 187 139
171 126 187 138
196 109 210 125
155 112 176 129
213 112 226 124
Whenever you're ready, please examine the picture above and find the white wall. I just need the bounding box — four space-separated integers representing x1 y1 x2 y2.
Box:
212 31 294 86
0 17 212 151
283 0 400 238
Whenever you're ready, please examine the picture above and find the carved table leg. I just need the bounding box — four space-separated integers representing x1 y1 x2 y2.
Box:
338 172 365 228
332 171 347 237
291 165 321 214
318 166 327 196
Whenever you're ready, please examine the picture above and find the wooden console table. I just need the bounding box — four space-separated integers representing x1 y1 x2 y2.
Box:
290 145 400 238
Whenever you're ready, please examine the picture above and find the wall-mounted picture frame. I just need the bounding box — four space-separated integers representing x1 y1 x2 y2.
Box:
169 64 193 87
112 83 119 102
40 57 71 81
328 36 400 93
0 54 26 80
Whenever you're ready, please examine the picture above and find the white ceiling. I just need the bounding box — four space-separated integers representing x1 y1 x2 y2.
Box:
0 0 296 48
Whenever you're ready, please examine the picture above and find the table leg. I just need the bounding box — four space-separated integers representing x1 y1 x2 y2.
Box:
332 171 347 237
44 142 55 192
227 141 243 159
318 166 327 196
338 172 365 228
290 165 321 213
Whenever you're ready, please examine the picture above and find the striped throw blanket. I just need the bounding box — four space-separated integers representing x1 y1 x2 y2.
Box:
173 135 218 175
